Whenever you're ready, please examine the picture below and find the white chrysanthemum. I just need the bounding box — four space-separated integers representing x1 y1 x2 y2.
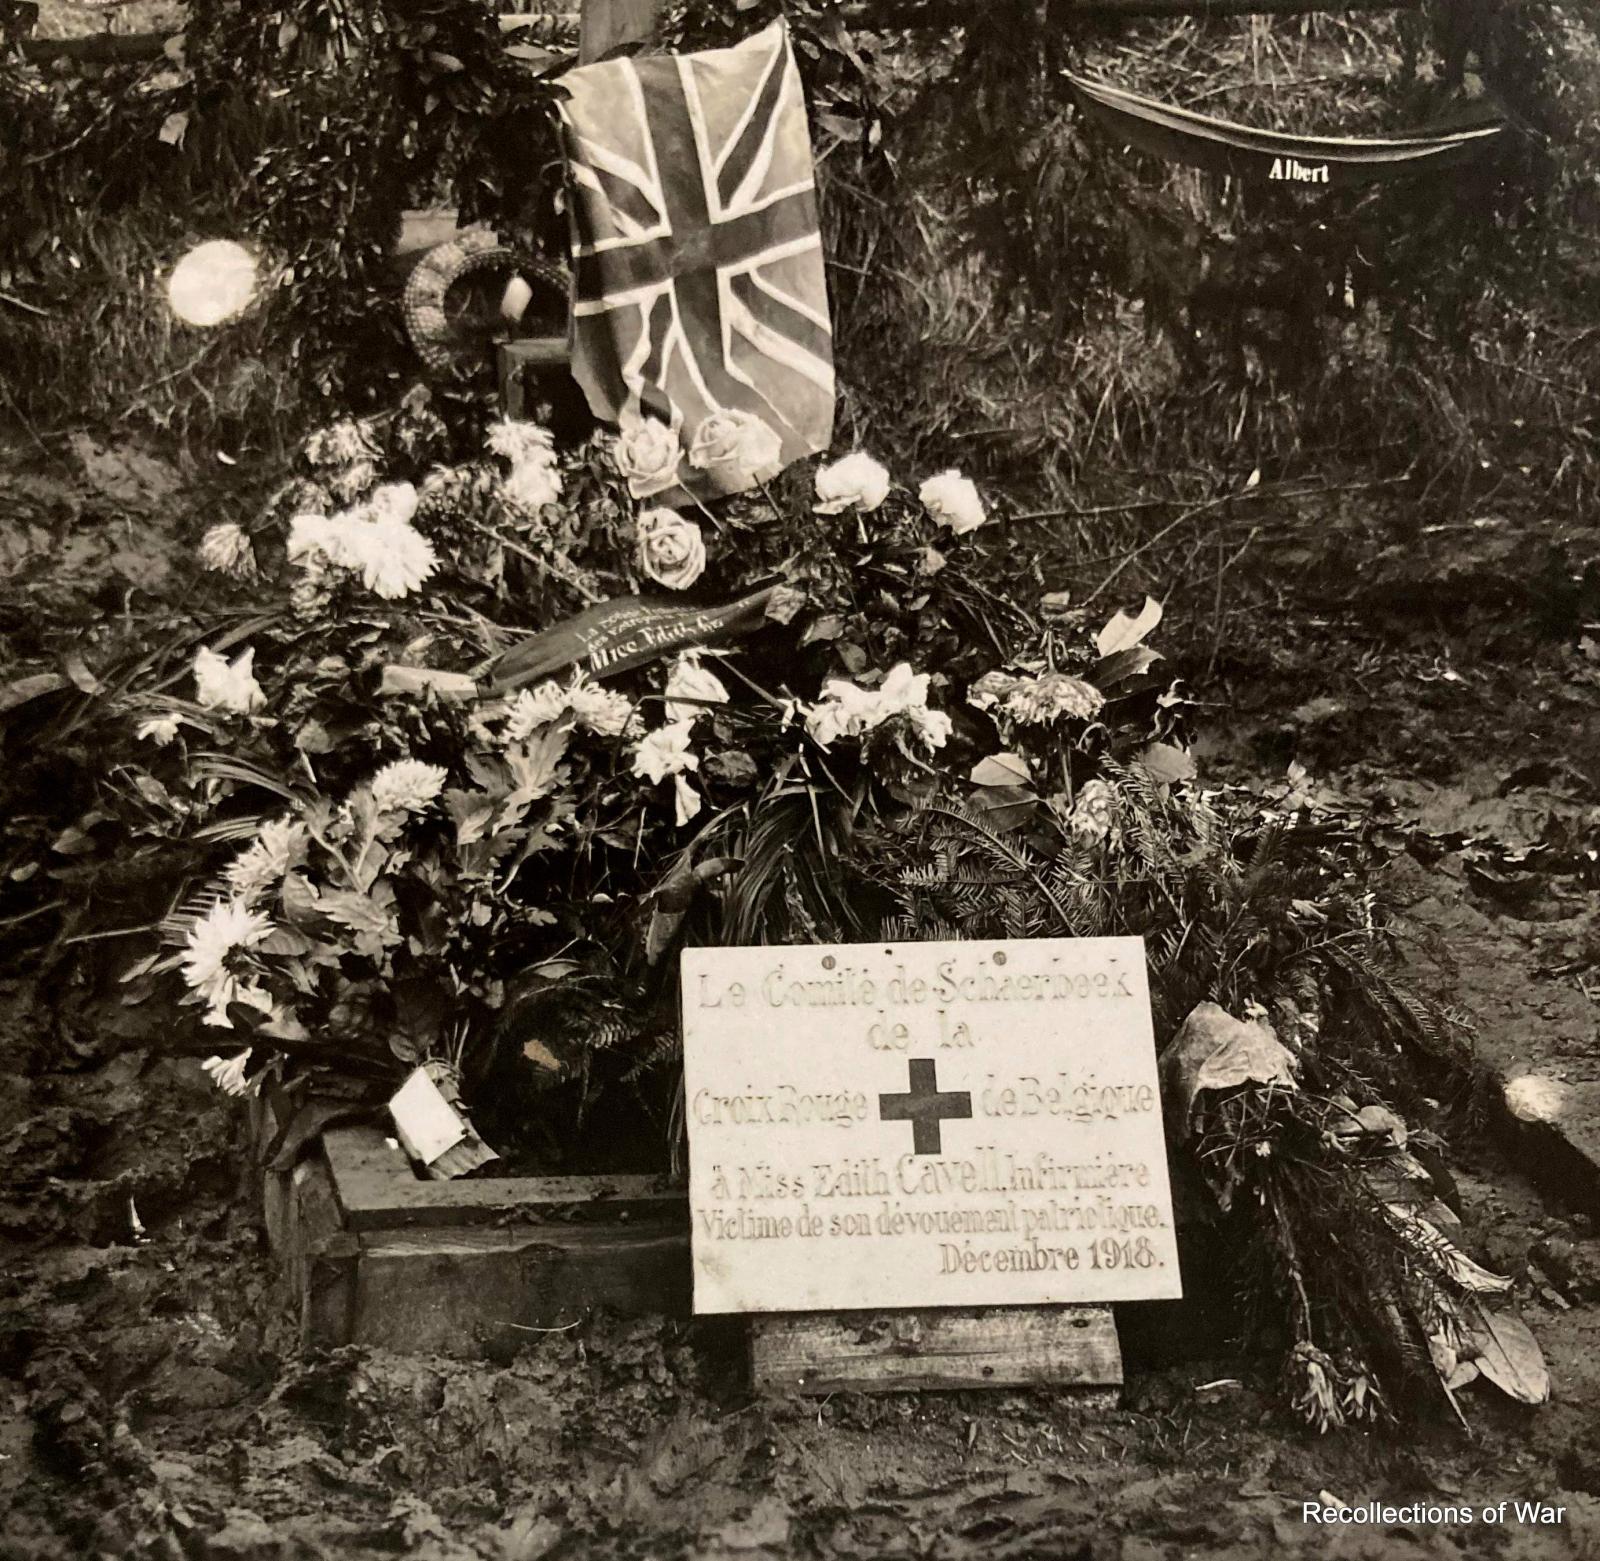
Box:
224 818 308 904
288 503 436 601
287 513 347 566
504 681 570 743
194 645 265 714
182 901 274 1028
201 1048 260 1098
487 418 557 467
198 521 256 576
368 759 448 815
569 680 636 738
502 461 564 516
356 517 438 599
814 452 891 515
919 469 989 535
663 655 730 723
136 713 182 746
631 722 699 784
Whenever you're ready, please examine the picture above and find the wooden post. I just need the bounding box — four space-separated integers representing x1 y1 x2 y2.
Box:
578 0 664 63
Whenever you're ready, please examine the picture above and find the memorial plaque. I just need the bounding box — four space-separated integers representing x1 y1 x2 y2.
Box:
681 938 1182 1315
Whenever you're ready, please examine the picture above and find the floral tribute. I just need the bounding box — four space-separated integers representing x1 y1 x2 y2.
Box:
83 388 1543 1427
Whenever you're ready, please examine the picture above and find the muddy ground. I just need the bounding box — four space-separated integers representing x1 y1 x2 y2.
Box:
3 438 1600 1559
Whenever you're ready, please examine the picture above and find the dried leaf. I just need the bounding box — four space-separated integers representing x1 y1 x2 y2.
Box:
1092 645 1162 689
970 752 1031 787
0 672 67 714
969 784 1038 832
1139 742 1197 786
522 1036 563 1073
1384 1204 1513 1294
1162 1003 1297 1138
1095 595 1162 657
1467 1309 1549 1404
63 653 101 694
1355 1103 1408 1146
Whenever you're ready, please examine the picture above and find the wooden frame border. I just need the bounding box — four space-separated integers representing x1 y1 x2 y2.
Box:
319 1123 686 1232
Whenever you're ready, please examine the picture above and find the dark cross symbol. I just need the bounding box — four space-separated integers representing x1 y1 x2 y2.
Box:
878 1059 972 1156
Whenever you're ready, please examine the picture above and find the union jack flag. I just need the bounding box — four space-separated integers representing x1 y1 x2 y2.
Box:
557 21 835 500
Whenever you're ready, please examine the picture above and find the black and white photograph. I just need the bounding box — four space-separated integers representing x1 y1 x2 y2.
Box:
2 0 1598 1554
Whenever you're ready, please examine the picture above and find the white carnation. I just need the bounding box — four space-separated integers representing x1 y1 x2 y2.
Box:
136 714 182 746
663 655 730 723
194 645 265 715
631 721 699 785
503 461 564 516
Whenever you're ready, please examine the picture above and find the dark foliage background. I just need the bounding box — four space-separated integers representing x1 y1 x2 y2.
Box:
2 0 1598 496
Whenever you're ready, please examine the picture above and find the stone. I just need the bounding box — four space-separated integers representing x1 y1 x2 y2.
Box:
680 937 1180 1315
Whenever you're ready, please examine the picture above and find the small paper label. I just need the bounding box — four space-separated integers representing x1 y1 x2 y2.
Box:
389 1067 467 1165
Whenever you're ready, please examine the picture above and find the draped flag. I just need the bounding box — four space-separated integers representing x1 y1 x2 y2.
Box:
1066 72 1507 187
557 21 835 503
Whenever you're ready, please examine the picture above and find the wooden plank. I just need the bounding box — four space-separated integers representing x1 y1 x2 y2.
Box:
578 0 663 63
293 1152 361 1351
749 1305 1122 1395
322 1125 684 1232
351 1225 691 1353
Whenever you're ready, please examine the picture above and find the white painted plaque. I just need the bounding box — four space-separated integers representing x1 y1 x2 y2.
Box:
681 938 1182 1314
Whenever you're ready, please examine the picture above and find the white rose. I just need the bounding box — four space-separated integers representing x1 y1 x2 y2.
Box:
688 410 783 481
614 418 682 499
636 508 707 591
919 469 989 535
814 452 891 514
